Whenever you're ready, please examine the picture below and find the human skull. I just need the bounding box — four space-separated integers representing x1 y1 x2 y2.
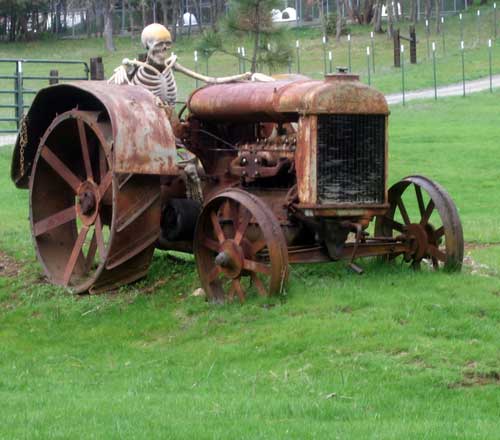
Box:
141 23 172 67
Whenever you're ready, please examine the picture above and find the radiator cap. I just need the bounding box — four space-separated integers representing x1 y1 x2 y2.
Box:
325 68 359 82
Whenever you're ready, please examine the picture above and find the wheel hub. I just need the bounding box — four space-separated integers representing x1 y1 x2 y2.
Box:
79 191 96 215
215 240 244 279
76 180 100 226
404 224 429 262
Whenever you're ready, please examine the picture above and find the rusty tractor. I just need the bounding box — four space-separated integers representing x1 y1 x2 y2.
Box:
11 71 464 301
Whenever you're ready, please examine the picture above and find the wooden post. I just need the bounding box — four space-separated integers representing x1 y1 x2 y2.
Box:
49 69 59 85
90 57 104 80
410 25 417 64
393 28 401 67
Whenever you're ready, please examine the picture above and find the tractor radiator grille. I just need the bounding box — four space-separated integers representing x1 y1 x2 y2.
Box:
317 114 385 204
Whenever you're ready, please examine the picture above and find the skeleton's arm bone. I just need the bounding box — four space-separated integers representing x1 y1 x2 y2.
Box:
173 62 252 83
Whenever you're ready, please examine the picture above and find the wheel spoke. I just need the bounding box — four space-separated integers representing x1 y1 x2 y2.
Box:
383 216 405 233
435 225 445 240
427 244 446 262
431 257 440 270
34 206 76 237
99 147 107 182
229 200 240 232
232 279 246 302
234 208 251 245
420 200 435 225
414 184 425 218
63 225 90 286
85 230 98 272
207 265 221 282
227 282 236 302
94 215 106 258
98 171 112 198
41 146 81 192
77 119 93 180
202 238 220 252
250 238 267 255
251 273 267 296
210 211 226 243
243 259 272 275
396 198 411 225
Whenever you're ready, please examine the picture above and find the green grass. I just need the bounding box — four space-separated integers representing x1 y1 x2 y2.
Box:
1 85 500 436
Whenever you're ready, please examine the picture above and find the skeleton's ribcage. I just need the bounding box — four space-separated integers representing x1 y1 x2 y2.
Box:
132 66 177 107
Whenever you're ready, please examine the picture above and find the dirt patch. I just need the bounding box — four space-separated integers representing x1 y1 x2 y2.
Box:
0 251 22 278
465 241 500 251
448 371 500 388
463 254 498 277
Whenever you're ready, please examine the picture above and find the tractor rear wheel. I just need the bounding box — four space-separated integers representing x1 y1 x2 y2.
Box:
29 110 160 293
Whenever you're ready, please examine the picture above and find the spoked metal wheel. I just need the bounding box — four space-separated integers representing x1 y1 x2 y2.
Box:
30 110 160 293
375 175 464 271
194 189 289 303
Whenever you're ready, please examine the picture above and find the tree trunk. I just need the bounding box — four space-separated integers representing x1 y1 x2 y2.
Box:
410 0 417 24
363 0 374 24
126 0 135 36
424 0 431 20
141 0 147 27
161 0 168 26
372 0 383 32
336 0 343 40
103 0 115 51
251 1 261 72
435 0 441 33
386 1 394 39
194 0 203 32
171 0 179 40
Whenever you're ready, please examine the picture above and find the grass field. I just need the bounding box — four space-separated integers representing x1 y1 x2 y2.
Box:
0 85 499 437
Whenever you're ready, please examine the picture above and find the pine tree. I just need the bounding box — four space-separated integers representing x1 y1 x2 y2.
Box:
198 0 292 73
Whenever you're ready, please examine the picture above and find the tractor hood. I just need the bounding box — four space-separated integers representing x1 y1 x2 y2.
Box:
187 74 389 123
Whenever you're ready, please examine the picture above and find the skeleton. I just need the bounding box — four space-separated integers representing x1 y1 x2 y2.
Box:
109 23 272 107
109 24 273 202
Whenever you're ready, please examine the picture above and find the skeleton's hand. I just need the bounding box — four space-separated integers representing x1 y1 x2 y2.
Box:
165 54 177 70
250 72 275 82
107 59 133 85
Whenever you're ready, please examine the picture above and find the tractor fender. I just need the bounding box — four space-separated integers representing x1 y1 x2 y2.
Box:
11 81 177 189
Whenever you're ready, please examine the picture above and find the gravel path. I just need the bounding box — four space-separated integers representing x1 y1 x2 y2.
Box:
1 75 499 148
385 74 500 104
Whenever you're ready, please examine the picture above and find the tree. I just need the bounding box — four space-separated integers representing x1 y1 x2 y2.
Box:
102 0 115 51
343 0 376 25
372 0 383 33
225 0 292 72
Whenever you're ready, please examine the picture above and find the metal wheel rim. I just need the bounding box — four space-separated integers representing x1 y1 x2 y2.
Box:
194 188 289 302
375 175 464 271
29 110 116 292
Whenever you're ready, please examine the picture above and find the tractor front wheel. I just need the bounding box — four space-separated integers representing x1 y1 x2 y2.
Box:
375 175 464 271
194 189 289 303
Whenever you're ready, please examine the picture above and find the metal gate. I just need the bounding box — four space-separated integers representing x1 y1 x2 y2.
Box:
0 59 90 134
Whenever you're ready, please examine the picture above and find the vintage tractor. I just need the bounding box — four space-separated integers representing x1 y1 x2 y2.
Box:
11 72 464 301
